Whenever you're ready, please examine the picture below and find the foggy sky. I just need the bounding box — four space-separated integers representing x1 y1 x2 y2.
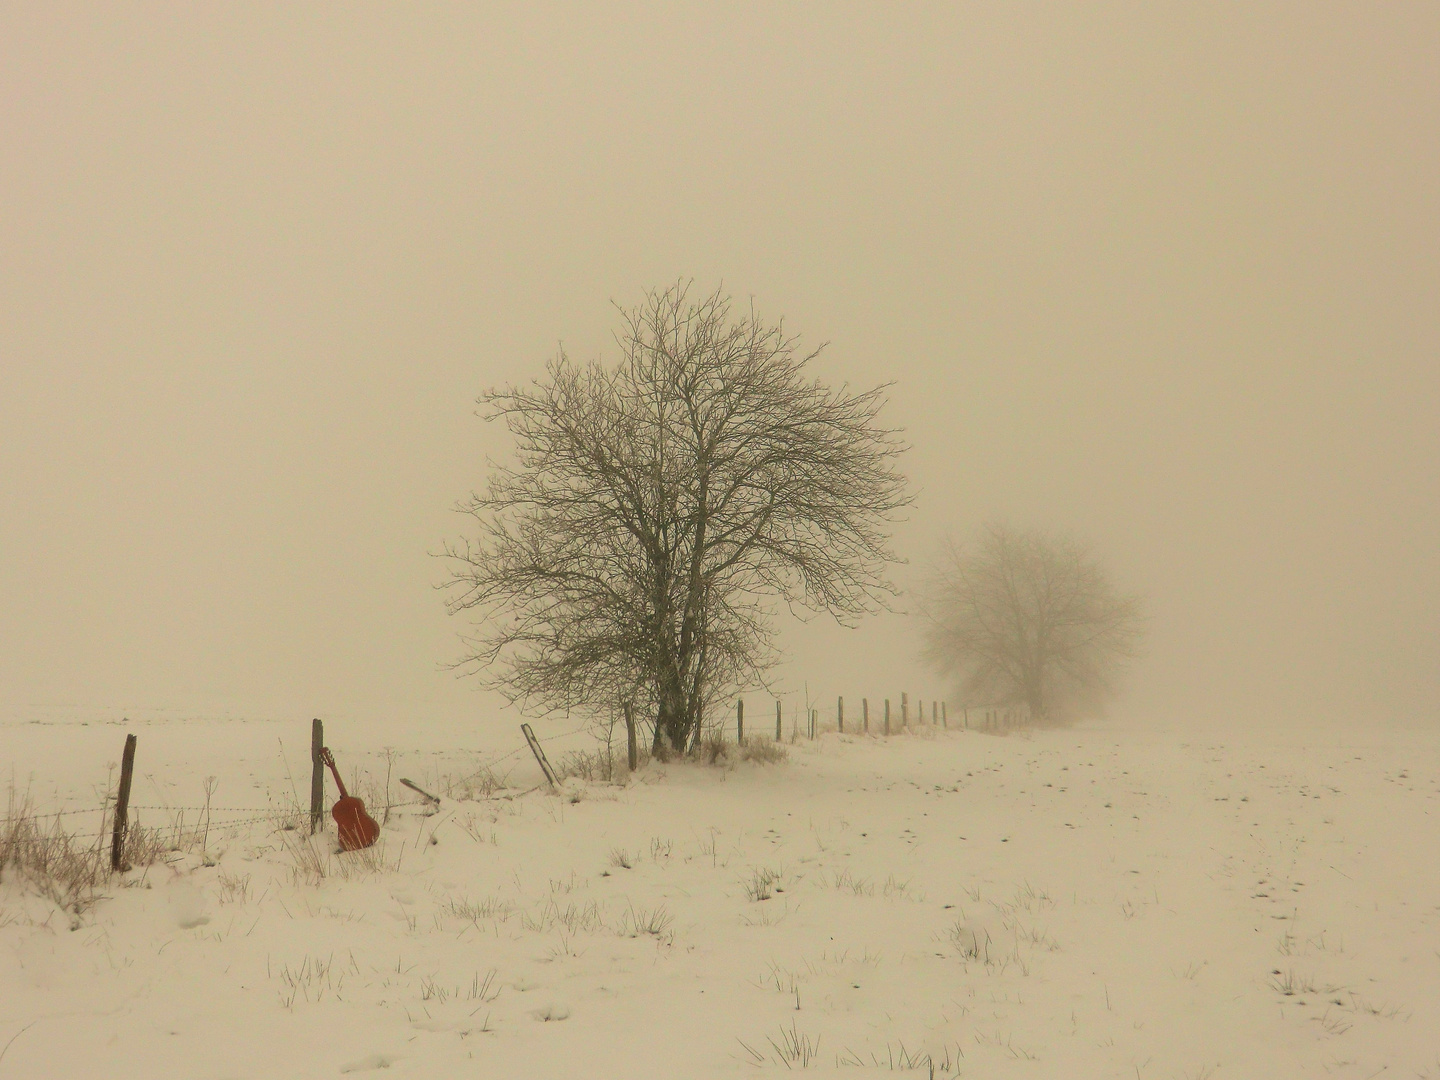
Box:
3 5 1436 731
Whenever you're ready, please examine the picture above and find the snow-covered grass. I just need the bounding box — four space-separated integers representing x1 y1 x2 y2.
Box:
2 712 1438 1078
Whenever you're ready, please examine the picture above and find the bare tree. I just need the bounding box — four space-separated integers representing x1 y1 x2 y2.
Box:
920 524 1143 723
442 284 910 752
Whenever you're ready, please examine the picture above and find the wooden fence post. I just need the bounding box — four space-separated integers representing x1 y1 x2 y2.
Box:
775 700 782 741
310 718 324 834
521 723 558 789
942 701 947 729
933 701 938 726
737 699 744 746
884 698 891 736
863 697 869 733
110 733 137 872
901 692 908 729
837 695 844 734
625 702 638 772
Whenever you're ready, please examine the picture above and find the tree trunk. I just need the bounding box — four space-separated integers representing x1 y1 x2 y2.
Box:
653 679 690 754
1024 675 1045 722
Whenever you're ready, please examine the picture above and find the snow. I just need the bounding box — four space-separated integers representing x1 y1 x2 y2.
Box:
3 711 1438 1079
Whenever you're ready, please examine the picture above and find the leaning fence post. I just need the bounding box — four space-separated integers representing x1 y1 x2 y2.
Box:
110 733 137 872
737 698 744 746
775 700 782 741
863 697 869 733
837 696 844 734
625 702 638 772
521 723 558 789
309 718 325 834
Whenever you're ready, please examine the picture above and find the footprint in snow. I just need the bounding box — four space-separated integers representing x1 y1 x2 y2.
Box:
167 880 210 929
339 1052 396 1072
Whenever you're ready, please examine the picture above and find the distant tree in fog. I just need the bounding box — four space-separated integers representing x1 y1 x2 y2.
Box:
920 524 1143 722
442 283 910 753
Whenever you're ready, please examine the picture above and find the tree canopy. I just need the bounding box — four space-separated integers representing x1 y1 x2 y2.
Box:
920 524 1144 723
443 284 910 751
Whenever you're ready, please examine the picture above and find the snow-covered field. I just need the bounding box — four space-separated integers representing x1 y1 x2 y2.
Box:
3 710 1438 1079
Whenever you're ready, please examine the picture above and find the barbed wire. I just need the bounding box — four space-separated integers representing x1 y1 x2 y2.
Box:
0 805 108 824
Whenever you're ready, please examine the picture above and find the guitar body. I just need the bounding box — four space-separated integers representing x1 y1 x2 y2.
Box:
332 795 380 851
319 747 380 851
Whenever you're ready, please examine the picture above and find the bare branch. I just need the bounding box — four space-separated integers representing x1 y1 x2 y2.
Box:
442 283 911 750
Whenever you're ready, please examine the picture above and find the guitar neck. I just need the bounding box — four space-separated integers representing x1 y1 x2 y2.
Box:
323 755 349 799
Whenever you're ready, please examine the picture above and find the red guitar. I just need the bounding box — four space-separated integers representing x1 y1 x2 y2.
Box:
319 747 380 851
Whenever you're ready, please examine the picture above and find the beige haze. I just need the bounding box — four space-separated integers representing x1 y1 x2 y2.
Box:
2 5 1436 732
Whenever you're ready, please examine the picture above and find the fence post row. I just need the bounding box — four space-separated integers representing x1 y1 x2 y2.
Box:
731 691 955 744
310 717 325 835
97 690 958 883
110 733 137 872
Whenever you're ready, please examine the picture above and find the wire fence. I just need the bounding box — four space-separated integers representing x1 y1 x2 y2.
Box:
3 705 1000 840
1 717 603 838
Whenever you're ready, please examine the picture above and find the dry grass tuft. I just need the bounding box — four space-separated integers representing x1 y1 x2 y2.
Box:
282 832 330 887
443 764 506 802
739 1020 822 1069
1 805 106 914
555 747 618 783
698 736 732 765
744 866 786 902
0 789 165 916
283 831 404 887
738 738 789 765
